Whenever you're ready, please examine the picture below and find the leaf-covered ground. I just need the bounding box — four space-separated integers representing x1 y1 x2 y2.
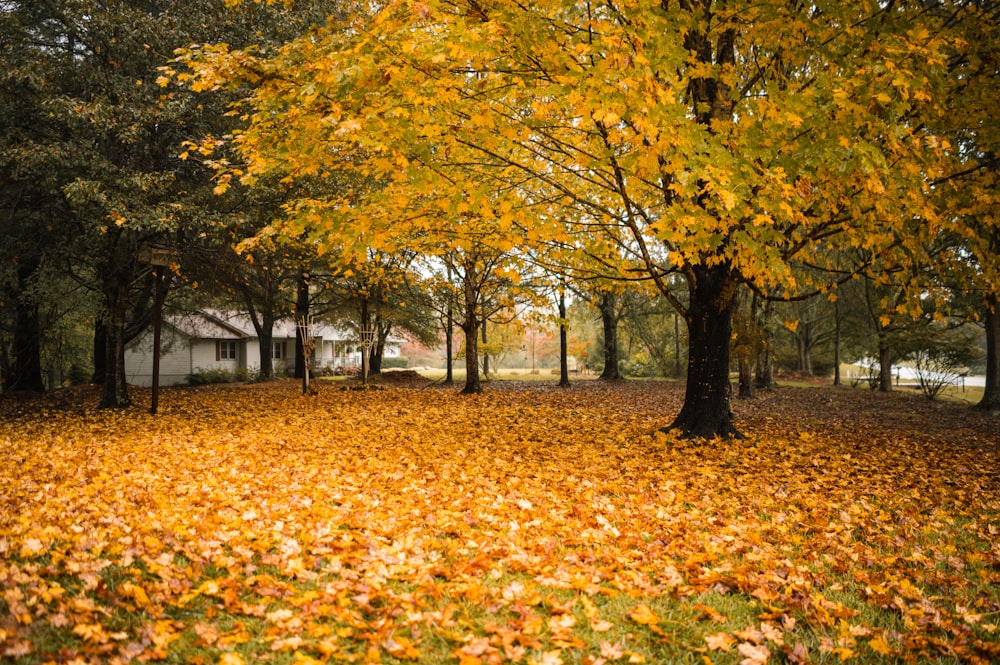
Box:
1 380 998 665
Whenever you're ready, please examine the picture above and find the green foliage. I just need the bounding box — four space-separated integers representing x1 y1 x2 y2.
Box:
187 366 261 386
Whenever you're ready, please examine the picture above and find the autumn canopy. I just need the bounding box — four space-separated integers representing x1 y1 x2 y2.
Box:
169 0 999 438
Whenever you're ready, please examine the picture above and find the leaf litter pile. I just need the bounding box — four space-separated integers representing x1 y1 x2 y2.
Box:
2 381 999 665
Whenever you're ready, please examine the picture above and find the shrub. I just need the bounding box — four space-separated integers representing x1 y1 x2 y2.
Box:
187 366 261 386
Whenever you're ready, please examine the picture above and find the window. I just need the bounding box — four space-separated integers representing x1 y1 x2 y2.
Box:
272 342 284 359
218 340 237 360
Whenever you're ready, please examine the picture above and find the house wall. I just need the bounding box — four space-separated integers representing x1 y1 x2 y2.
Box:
246 340 261 372
191 340 239 374
125 329 194 387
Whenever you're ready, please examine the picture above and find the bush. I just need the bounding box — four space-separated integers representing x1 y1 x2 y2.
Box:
382 356 409 369
187 366 261 386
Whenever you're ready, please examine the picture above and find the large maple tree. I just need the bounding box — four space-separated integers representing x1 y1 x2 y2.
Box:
179 0 979 437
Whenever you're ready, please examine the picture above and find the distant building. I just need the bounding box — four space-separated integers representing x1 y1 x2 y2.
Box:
124 309 399 386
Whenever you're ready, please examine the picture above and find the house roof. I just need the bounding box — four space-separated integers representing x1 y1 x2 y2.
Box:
164 309 367 342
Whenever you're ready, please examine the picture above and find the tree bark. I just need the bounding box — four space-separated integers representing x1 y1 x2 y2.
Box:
92 318 107 384
833 299 842 386
444 263 455 385
795 322 813 374
665 265 742 439
444 308 454 385
738 357 754 399
481 319 489 379
99 280 132 408
878 335 893 392
369 317 389 376
558 288 570 387
598 291 622 380
673 312 683 379
10 258 45 391
975 294 1000 414
461 259 481 394
294 271 309 380
753 297 775 390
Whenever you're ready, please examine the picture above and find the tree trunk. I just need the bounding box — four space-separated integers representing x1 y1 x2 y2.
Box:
833 299 842 386
92 318 107 384
665 265 742 439
259 310 274 379
369 341 384 375
444 264 455 385
673 312 683 379
294 271 309 379
753 297 775 391
461 259 481 394
481 319 489 379
445 308 454 385
99 281 132 408
369 319 388 376
244 293 275 379
975 294 1000 414
795 323 813 375
558 288 570 387
878 336 893 392
10 258 45 391
598 291 622 380
738 358 754 399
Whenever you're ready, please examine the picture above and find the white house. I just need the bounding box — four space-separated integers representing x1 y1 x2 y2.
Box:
124 309 400 387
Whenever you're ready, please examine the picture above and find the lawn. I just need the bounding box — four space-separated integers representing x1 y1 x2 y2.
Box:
1 380 998 665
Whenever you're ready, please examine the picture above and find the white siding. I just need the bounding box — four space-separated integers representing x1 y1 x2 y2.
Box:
191 340 228 372
125 328 194 387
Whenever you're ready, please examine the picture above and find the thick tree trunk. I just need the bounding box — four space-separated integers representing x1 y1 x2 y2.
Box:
598 291 622 380
975 295 1000 414
369 342 384 376
878 337 893 392
462 320 480 393
10 259 45 391
99 282 132 409
258 312 274 379
558 289 570 387
665 265 742 439
369 322 388 376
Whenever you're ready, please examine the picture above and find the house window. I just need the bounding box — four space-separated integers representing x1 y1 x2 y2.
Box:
218 340 237 360
272 342 284 359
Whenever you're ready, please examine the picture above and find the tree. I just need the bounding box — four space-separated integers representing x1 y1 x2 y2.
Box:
180 0 977 437
318 249 438 376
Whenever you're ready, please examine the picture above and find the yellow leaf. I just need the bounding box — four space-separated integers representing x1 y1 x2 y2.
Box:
629 604 660 626
868 635 892 655
218 654 245 665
